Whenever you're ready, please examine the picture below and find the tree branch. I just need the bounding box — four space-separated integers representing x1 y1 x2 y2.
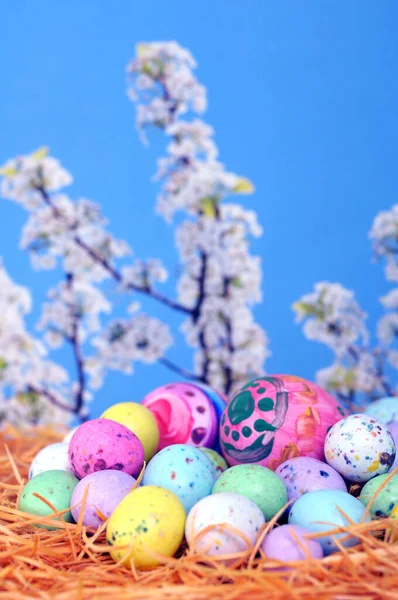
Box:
65 273 86 416
36 186 191 315
159 357 205 382
27 384 75 414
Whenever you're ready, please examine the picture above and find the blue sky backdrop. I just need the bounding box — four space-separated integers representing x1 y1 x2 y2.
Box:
0 1 397 418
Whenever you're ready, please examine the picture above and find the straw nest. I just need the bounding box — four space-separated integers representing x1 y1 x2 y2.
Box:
0 425 397 600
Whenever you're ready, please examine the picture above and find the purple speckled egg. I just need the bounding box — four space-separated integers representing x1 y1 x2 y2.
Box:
261 524 324 561
71 470 136 528
275 456 347 502
69 418 144 479
142 382 218 450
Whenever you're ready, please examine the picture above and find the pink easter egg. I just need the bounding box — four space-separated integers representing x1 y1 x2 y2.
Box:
69 418 144 479
142 382 218 450
219 374 346 470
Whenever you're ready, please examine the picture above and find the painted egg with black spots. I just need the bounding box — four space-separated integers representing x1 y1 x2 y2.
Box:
106 485 186 569
185 492 265 560
219 375 346 469
142 382 221 450
68 418 144 479
275 456 347 502
324 414 396 482
142 444 216 513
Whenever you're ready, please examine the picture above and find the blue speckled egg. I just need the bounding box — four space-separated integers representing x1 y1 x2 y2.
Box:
142 444 216 512
364 397 398 424
288 489 370 555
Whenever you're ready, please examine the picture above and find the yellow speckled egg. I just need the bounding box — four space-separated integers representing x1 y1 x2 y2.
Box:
106 485 186 569
390 504 398 541
101 402 159 463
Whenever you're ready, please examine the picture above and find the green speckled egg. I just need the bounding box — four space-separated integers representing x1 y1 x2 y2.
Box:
200 448 228 479
359 473 398 518
18 469 79 529
212 464 287 520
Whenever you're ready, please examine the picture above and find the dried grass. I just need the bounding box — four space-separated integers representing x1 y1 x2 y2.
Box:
0 425 397 599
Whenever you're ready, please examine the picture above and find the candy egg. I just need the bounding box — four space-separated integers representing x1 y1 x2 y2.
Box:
364 396 398 424
275 456 347 502
63 426 79 445
106 485 186 569
200 448 228 479
212 464 287 520
220 375 346 470
18 470 79 529
101 402 160 463
142 382 218 450
364 397 398 471
359 473 398 518
261 524 324 561
71 470 136 528
69 418 144 479
324 414 396 482
185 492 265 558
142 444 216 513
288 489 369 555
29 442 72 479
194 383 228 450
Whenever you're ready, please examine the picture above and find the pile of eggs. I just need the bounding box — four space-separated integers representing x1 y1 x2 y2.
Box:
18 376 398 570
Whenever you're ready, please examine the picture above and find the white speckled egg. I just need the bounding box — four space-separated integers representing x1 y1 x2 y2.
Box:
63 426 80 445
324 414 396 483
185 492 265 558
29 443 72 479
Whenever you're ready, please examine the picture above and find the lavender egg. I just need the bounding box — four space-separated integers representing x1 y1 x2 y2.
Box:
71 470 136 528
261 524 323 561
275 456 347 502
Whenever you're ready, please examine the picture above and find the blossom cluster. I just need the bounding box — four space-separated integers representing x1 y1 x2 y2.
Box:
127 41 269 393
293 205 398 405
0 41 269 423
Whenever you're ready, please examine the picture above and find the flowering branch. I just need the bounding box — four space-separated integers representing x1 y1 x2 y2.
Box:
293 204 398 405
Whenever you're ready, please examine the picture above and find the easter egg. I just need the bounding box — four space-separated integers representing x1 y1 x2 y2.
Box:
212 464 287 520
200 448 228 479
142 382 218 450
29 442 72 479
364 397 398 424
185 492 265 558
288 489 369 555
71 470 136 528
101 402 160 462
142 444 216 513
364 397 398 471
359 473 398 518
63 426 79 445
324 414 396 482
69 418 144 479
219 375 346 470
106 485 186 569
275 456 347 502
261 524 324 561
18 470 79 529
194 383 228 452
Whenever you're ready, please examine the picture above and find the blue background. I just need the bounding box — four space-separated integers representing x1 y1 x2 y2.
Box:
0 1 396 418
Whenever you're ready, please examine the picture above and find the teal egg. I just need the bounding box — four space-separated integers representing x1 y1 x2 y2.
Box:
18 469 79 529
288 489 369 555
